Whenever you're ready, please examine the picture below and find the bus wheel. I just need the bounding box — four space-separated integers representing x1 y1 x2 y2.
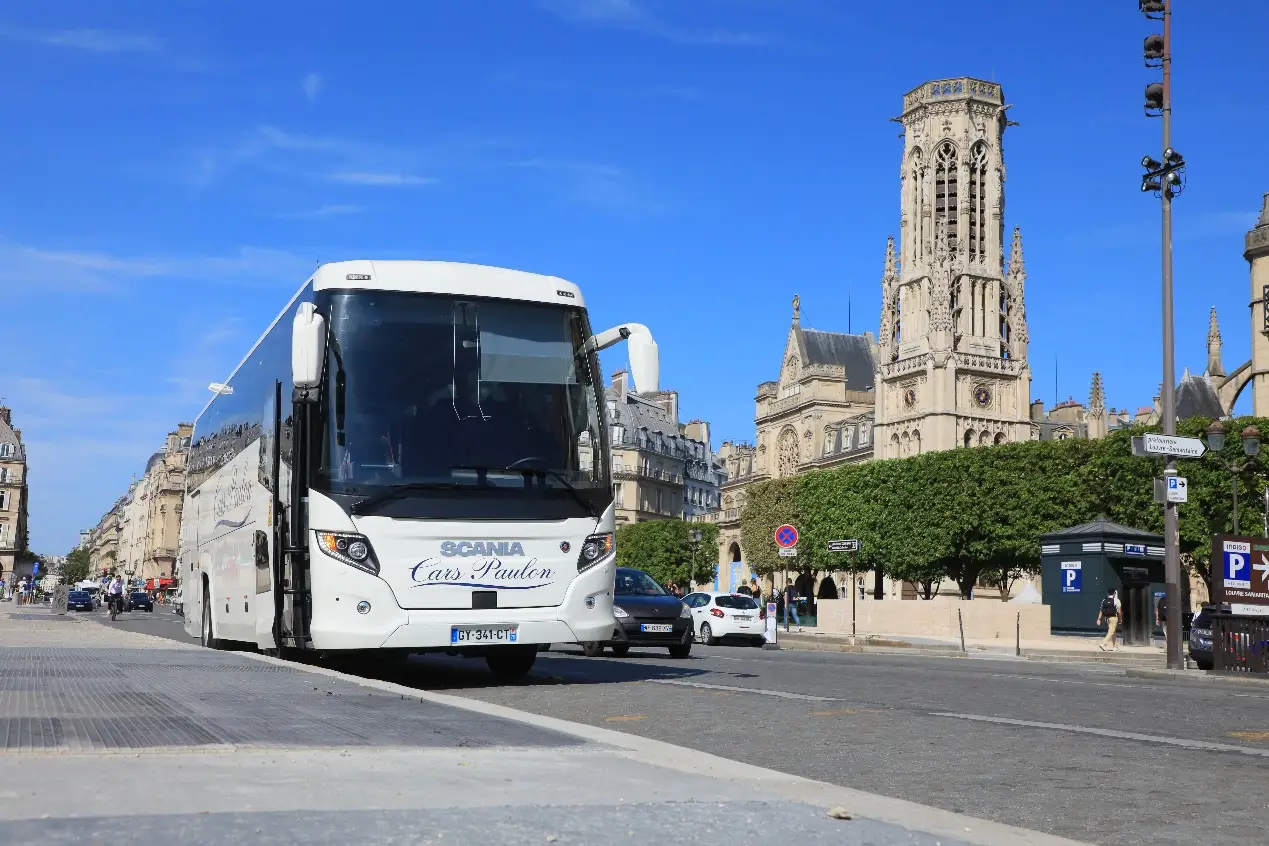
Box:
486 645 537 679
201 590 223 650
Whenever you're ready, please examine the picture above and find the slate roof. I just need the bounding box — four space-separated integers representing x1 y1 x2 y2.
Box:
799 329 877 391
605 388 679 438
1040 516 1162 544
1175 373 1224 420
0 412 24 461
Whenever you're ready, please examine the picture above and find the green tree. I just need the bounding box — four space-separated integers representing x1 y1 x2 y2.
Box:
738 477 800 577
615 519 718 588
62 547 91 585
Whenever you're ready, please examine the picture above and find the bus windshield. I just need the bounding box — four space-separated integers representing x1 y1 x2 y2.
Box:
315 290 608 512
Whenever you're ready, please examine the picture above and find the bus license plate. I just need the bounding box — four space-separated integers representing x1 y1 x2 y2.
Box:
640 624 673 633
451 626 518 644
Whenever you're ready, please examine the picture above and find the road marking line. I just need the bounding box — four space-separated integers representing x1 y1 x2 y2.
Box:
986 673 1269 700
605 715 648 722
650 679 840 701
933 711 1269 758
1228 731 1269 742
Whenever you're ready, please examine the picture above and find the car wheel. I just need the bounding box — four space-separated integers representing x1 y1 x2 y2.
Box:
668 643 692 659
485 645 537 678
610 644 631 657
581 641 605 657
700 623 717 646
1196 659 1213 671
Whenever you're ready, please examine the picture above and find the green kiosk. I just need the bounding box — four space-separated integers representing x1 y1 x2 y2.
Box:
1040 517 1166 645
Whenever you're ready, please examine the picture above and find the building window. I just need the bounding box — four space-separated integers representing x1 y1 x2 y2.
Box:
0 444 12 458
777 428 800 478
934 141 958 252
968 142 989 262
909 147 924 263
0 468 7 482
0 523 8 547
0 491 7 510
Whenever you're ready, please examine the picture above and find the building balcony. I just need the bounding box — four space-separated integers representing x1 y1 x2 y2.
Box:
150 547 177 561
612 467 685 486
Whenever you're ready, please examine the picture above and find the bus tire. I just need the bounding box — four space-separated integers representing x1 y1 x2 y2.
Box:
485 645 537 678
201 587 223 650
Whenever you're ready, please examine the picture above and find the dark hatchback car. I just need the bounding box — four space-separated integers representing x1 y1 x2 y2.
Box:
67 590 94 612
582 568 692 658
126 591 154 612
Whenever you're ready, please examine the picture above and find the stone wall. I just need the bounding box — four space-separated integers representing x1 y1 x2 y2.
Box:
816 597 1051 642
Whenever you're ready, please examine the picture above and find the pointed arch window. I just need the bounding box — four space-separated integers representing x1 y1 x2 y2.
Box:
968 142 989 261
934 142 958 253
909 148 924 263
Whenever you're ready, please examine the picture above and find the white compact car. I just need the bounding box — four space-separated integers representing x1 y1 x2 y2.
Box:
681 591 765 647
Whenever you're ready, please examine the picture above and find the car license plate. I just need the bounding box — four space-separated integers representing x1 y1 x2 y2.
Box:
735 615 752 621
640 624 673 633
451 626 518 644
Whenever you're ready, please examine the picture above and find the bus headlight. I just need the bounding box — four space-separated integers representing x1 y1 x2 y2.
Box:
315 531 380 576
577 533 614 572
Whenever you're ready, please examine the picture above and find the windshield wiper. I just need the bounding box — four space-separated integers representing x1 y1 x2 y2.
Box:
349 482 474 515
450 464 597 518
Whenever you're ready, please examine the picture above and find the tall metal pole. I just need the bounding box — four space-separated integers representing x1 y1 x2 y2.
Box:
1160 0 1183 670
1232 475 1240 535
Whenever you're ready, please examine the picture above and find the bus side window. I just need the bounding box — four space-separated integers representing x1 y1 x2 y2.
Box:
259 387 275 493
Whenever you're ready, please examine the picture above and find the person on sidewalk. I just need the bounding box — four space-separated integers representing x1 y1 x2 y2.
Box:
783 581 801 631
1097 588 1121 651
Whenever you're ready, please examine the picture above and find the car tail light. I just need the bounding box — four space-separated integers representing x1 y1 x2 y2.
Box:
710 608 725 618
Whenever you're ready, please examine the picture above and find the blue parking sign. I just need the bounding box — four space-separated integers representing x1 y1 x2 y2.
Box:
1224 540 1252 589
1060 561 1082 593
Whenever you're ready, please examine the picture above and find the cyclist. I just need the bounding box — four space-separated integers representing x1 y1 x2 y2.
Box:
106 575 125 621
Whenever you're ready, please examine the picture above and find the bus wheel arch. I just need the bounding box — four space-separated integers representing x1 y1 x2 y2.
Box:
201 576 223 650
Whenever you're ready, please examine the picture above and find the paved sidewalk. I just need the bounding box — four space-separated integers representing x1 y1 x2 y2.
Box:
0 607 1089 846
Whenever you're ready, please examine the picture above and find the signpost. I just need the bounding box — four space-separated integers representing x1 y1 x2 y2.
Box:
774 524 798 643
1166 476 1188 503
827 538 862 639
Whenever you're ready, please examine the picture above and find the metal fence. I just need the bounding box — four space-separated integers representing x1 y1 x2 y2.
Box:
1212 614 1269 673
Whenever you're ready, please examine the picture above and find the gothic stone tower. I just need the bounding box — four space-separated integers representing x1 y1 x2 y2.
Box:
875 77 1032 457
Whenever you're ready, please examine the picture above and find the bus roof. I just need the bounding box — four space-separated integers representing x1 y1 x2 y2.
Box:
311 260 585 308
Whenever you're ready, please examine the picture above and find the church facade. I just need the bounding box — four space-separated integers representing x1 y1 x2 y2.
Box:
702 77 1108 599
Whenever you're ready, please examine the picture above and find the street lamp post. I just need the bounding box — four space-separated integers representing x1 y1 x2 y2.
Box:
1139 0 1187 670
1203 422 1263 536
687 528 702 593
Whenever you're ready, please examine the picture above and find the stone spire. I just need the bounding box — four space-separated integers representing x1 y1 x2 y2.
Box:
1207 306 1225 377
1260 193 1269 227
791 294 801 323
1089 372 1105 416
878 236 899 361
1006 226 1029 360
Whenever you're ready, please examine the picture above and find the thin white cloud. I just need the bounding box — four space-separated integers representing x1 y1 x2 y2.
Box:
302 72 322 103
0 239 314 292
538 0 773 46
274 204 366 219
0 23 163 53
327 171 437 187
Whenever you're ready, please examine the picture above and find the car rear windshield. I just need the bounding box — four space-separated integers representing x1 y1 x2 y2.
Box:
715 595 759 610
68 592 88 599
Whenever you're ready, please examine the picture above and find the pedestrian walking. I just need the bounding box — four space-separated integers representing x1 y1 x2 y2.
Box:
783 580 801 631
1097 588 1121 651
750 578 761 599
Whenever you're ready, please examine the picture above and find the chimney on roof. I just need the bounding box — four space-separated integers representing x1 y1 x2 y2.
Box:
0 406 10 426
1030 399 1045 422
612 370 629 403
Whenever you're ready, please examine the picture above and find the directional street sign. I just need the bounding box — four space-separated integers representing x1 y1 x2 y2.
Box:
827 539 860 553
1139 433 1206 458
778 547 798 557
1166 476 1188 503
775 524 799 549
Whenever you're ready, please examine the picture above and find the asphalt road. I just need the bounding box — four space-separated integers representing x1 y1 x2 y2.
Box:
99 610 1269 846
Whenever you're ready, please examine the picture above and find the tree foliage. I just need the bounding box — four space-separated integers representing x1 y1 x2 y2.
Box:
615 519 719 587
738 417 1269 599
62 547 91 586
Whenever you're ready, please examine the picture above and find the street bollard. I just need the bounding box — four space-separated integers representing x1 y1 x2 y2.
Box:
763 601 780 649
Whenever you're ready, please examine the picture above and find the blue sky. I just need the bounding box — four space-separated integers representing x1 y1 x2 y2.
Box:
3 0 1267 554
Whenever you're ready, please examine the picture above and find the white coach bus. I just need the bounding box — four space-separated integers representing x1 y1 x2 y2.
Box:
179 260 658 677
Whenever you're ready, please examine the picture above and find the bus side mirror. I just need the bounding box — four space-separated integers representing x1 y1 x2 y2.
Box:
292 303 326 390
584 322 660 393
625 325 659 393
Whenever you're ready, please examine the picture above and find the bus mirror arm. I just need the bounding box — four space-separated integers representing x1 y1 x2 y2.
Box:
584 323 659 393
292 303 326 399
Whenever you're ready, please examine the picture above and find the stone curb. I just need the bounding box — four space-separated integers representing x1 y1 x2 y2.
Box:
1123 668 1269 686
